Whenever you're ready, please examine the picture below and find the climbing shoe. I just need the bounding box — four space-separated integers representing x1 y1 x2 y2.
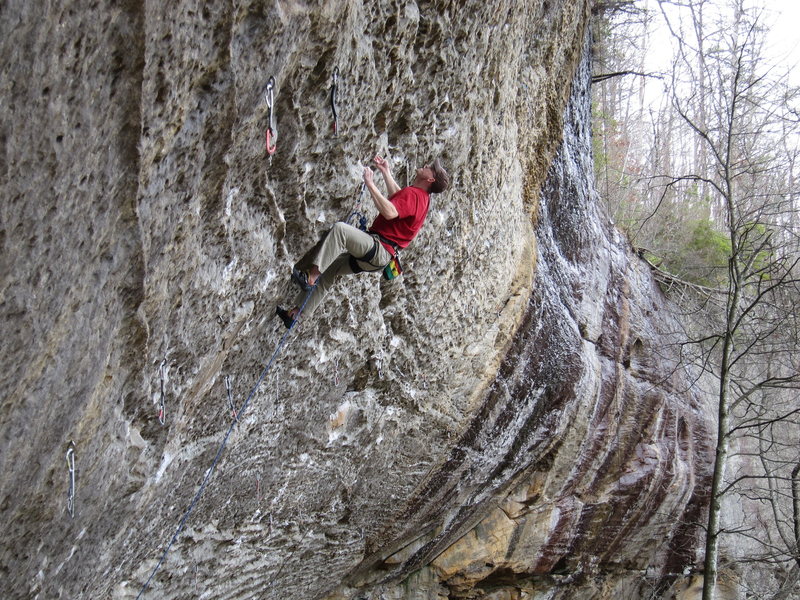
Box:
275 306 295 329
291 268 312 292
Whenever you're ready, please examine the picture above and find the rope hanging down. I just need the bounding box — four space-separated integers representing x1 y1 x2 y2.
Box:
135 285 317 599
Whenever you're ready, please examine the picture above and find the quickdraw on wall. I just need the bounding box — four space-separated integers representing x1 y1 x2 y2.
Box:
264 76 277 157
330 67 339 136
66 441 76 519
158 358 167 425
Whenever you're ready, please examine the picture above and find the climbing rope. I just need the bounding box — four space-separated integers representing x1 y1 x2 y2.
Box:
345 182 368 231
330 67 339 136
135 284 317 599
264 76 277 157
66 442 76 519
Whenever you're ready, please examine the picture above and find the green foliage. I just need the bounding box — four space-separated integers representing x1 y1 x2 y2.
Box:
654 216 731 287
688 219 731 282
690 219 730 262
591 102 615 177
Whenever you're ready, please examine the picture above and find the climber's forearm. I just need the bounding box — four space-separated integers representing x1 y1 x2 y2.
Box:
366 181 398 220
381 171 401 196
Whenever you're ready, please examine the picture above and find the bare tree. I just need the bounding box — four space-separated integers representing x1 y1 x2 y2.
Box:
652 1 800 598
593 1 800 597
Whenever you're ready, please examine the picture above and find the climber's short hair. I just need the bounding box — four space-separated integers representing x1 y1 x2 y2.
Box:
430 158 450 194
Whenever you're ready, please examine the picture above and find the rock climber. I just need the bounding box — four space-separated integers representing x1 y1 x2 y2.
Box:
276 155 450 328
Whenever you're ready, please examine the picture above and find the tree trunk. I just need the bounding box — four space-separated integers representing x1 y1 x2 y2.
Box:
701 327 733 600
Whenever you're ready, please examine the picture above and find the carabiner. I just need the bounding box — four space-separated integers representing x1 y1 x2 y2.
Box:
330 67 339 136
66 442 76 518
264 76 277 155
158 358 167 425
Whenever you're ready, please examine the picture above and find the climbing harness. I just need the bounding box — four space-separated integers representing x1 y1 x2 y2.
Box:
354 228 401 280
66 442 76 519
347 234 382 274
330 67 339 136
158 359 167 426
224 375 237 421
135 284 318 599
264 76 277 157
345 182 368 232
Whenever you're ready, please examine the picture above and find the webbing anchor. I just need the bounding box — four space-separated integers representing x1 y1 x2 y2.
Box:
264 76 277 156
330 67 339 136
158 359 167 425
66 441 76 518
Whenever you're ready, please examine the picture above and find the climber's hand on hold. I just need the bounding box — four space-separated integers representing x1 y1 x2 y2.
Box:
363 167 375 187
374 155 390 174
373 155 401 196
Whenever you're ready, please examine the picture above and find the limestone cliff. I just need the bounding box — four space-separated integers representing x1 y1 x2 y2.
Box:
1 1 712 599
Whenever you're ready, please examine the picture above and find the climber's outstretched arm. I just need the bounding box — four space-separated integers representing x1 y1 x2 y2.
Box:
373 155 401 196
363 167 398 220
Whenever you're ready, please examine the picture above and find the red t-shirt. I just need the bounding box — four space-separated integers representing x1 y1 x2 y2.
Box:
369 186 430 255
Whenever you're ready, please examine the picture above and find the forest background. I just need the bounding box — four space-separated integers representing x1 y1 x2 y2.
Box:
591 0 800 598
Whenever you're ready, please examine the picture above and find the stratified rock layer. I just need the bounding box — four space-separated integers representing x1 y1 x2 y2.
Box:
0 2 711 599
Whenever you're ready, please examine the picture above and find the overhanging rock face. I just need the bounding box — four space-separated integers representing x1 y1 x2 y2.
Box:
0 2 711 599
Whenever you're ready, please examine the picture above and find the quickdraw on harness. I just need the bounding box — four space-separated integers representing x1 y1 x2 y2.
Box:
66 441 76 519
158 359 167 425
264 76 277 157
330 68 339 136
